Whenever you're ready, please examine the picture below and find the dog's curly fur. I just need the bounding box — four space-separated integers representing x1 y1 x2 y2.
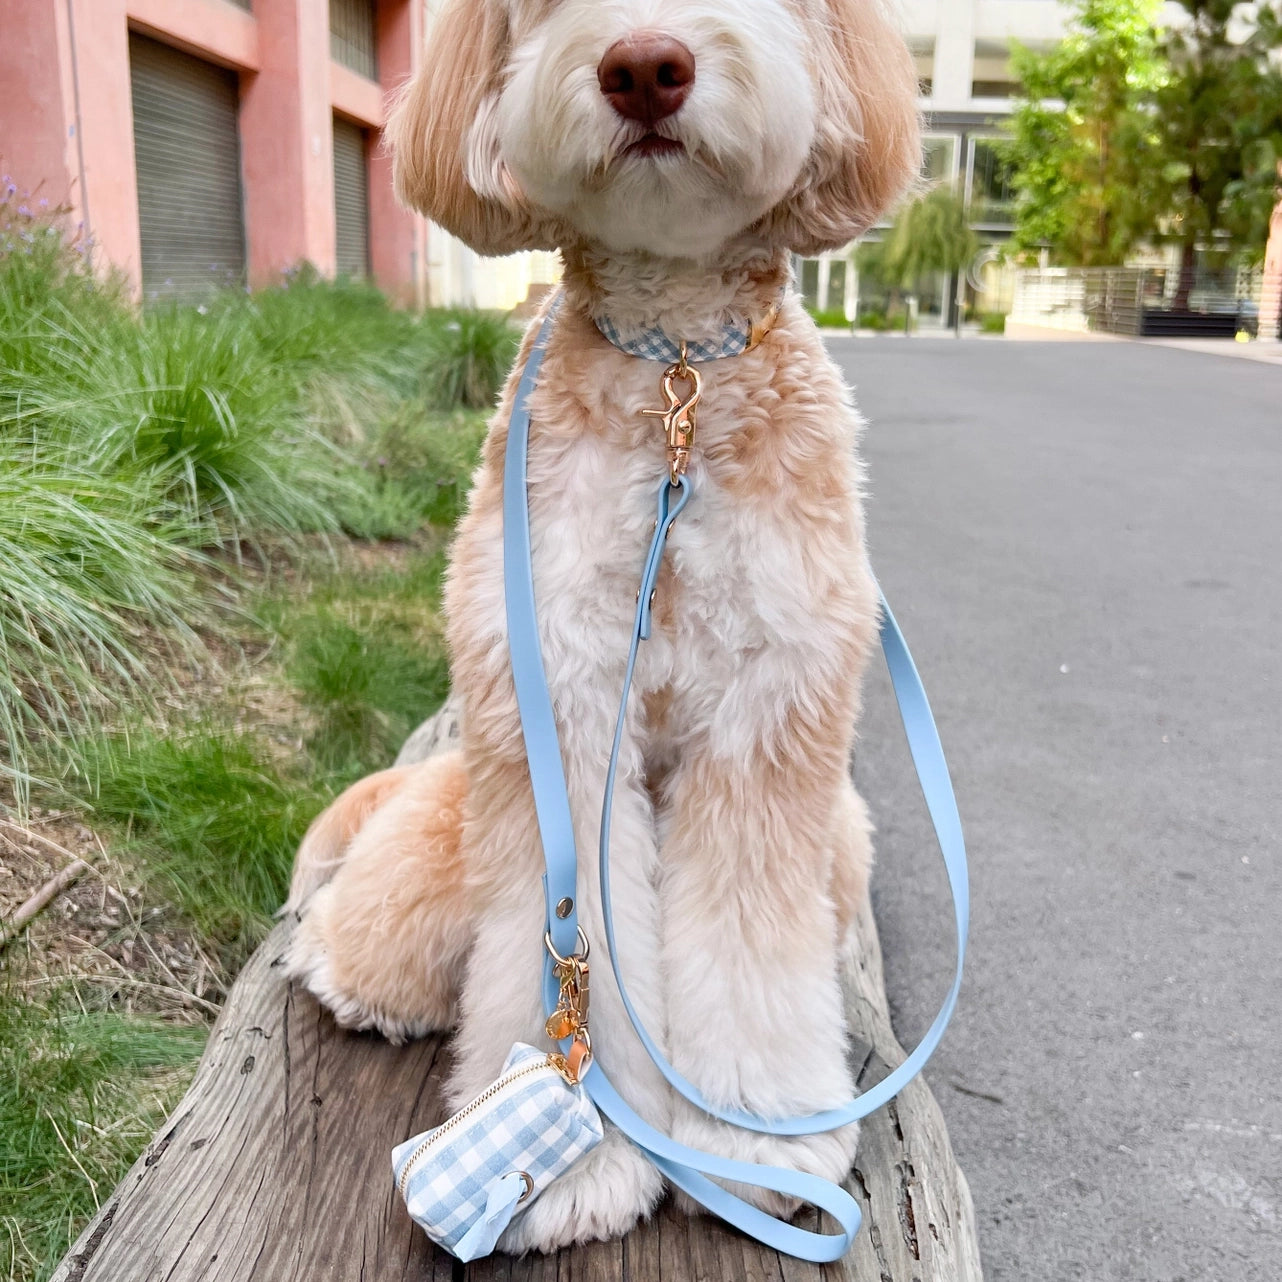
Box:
283 0 920 1253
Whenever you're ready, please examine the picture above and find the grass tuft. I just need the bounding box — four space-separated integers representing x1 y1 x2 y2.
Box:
0 453 200 809
289 615 451 770
420 310 518 410
0 994 205 1282
65 727 329 961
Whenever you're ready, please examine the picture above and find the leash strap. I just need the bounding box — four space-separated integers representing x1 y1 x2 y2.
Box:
502 301 969 1260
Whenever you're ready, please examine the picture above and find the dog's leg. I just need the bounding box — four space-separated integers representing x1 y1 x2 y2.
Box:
282 752 473 1042
283 763 420 914
444 737 672 1253
658 735 865 1218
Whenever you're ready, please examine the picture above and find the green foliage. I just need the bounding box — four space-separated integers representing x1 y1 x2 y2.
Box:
420 310 519 410
1151 0 1282 281
882 188 979 289
1 195 492 1280
336 404 487 538
1003 0 1167 266
804 308 852 329
0 450 202 808
66 726 330 958
72 303 353 540
0 995 204 1282
0 196 498 807
855 310 909 332
270 547 451 772
981 311 1009 334
1004 0 1282 268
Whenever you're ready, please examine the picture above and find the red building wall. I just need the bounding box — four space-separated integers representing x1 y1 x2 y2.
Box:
0 0 427 303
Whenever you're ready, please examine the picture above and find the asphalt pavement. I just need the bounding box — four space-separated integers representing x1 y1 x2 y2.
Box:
833 336 1281 1282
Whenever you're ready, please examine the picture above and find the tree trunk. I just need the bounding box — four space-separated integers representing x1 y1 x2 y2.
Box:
1173 240 1197 311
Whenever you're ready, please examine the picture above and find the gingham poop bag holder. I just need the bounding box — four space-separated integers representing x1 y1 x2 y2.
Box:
391 306 971 1264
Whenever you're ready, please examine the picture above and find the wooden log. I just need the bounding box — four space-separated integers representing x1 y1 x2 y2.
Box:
53 698 981 1282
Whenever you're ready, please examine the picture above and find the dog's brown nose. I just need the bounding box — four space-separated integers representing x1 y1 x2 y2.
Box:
598 33 695 125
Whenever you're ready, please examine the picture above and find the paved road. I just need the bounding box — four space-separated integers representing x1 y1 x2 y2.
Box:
832 337 1280 1282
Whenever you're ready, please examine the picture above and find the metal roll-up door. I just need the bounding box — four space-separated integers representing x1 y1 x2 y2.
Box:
130 34 245 297
333 119 370 279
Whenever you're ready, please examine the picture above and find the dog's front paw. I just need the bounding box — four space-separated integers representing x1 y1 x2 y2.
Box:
498 1129 663 1254
669 1109 860 1220
282 889 440 1044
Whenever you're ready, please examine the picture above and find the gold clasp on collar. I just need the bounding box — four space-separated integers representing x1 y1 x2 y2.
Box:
642 342 703 486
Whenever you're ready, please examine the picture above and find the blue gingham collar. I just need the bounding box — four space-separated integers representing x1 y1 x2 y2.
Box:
594 299 781 364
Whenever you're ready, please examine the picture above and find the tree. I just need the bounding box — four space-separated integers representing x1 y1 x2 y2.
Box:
881 188 979 329
1003 0 1167 266
1151 0 1282 306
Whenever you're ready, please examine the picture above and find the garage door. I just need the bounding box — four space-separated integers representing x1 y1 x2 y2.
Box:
130 34 245 297
333 118 370 279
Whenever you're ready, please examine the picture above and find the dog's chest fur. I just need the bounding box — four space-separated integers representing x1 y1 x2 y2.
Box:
498 303 874 777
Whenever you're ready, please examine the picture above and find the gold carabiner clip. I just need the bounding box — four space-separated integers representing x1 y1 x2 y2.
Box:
642 341 702 485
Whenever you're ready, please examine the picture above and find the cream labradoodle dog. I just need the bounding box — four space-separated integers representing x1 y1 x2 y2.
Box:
283 0 920 1253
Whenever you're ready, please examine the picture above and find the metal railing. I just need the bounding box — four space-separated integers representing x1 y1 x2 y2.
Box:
1012 266 1274 339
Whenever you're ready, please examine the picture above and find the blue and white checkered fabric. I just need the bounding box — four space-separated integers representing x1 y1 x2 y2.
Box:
595 313 752 363
392 1043 603 1260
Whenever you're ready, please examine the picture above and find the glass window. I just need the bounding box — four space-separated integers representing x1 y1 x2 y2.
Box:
971 39 1017 99
968 139 1015 226
908 39 935 97
922 135 959 188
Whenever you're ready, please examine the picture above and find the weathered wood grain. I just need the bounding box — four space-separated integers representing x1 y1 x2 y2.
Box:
53 697 980 1282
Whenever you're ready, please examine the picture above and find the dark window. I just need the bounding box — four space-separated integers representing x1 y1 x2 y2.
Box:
909 39 934 97
333 117 370 278
330 0 378 80
922 136 958 186
969 140 1015 226
130 34 245 298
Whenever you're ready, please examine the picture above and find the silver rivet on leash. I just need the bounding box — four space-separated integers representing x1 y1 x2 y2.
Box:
556 897 574 920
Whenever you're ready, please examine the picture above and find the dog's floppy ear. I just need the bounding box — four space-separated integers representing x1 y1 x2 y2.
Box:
389 0 552 255
762 0 921 255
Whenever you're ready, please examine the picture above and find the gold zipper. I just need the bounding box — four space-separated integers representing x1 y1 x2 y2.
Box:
397 1055 567 1198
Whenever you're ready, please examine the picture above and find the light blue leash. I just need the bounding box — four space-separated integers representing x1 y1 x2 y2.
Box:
503 301 969 1260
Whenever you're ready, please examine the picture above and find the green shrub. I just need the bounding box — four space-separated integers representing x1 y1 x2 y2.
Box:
805 307 851 329
858 310 888 330
981 311 1008 334
267 544 451 772
420 310 519 410
336 404 487 537
235 271 430 403
71 303 353 540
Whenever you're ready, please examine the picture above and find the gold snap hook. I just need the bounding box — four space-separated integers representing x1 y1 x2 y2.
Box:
641 348 702 484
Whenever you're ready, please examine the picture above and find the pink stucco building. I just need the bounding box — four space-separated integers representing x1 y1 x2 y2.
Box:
2 0 429 303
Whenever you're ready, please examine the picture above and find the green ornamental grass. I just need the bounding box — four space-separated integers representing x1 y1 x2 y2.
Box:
0 185 500 1279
